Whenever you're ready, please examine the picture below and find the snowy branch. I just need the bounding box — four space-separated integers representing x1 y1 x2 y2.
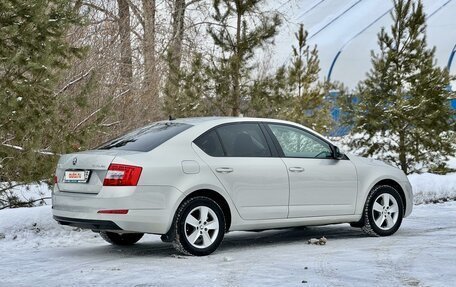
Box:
54 67 94 97
72 89 130 132
0 197 52 210
1 144 56 156
0 183 23 193
99 121 121 127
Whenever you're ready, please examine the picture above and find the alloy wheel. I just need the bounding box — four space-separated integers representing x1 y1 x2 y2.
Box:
372 193 400 230
184 206 220 249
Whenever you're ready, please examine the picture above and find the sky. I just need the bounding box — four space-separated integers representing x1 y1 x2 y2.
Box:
272 0 456 89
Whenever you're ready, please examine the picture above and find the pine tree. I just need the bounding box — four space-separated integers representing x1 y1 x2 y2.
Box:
283 24 332 134
207 0 281 116
251 24 332 134
249 66 288 118
352 0 455 174
0 0 84 203
333 82 358 128
164 53 212 117
164 0 282 117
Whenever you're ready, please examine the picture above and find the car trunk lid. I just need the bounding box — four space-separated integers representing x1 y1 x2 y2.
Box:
55 150 134 194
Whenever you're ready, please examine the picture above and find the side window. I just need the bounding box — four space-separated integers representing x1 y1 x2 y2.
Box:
268 124 332 158
216 123 271 157
194 130 224 157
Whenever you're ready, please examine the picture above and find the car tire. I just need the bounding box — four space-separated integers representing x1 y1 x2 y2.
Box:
361 185 404 237
172 196 226 256
99 231 144 246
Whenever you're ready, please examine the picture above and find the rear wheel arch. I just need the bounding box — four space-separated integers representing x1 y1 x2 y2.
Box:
181 189 232 232
162 189 232 242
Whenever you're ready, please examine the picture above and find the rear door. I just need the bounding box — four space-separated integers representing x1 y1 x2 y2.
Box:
265 123 358 218
193 122 290 220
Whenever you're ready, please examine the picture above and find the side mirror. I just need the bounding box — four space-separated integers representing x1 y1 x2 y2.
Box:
333 146 345 160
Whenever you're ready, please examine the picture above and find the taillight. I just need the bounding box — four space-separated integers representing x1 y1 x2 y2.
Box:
54 175 58 184
103 164 142 186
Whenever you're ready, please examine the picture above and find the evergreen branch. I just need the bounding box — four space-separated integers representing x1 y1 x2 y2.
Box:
1 137 15 145
0 197 52 210
0 183 23 194
0 157 14 164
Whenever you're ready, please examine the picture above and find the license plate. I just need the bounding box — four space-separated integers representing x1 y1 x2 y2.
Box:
64 170 91 183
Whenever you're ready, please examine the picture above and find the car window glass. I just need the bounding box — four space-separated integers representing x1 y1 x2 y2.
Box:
194 130 224 157
269 124 332 158
216 123 271 157
97 122 192 152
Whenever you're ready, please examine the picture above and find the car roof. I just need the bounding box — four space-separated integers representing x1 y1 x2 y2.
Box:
168 117 333 145
169 116 295 126
151 116 337 149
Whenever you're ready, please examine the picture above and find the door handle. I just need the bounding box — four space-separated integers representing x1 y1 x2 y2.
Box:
215 167 233 173
289 167 305 173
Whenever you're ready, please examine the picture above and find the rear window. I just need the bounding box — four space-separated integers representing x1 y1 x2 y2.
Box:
98 122 192 152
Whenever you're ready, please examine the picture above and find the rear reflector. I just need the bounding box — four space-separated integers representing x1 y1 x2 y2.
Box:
97 209 129 214
103 164 142 186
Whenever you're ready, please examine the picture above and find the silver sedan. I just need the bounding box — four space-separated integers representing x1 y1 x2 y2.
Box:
52 117 413 256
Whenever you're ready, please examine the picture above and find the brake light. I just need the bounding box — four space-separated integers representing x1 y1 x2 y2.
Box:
54 175 58 184
103 164 142 186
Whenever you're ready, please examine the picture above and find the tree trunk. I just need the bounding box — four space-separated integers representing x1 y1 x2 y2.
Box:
168 0 186 75
142 0 156 91
117 0 133 85
231 1 242 117
165 0 186 106
398 131 408 174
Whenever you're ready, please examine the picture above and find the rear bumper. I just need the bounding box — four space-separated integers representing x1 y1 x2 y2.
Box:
54 216 122 231
52 185 183 234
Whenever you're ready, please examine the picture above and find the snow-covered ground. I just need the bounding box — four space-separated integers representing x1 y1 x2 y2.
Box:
1 202 456 286
1 152 455 286
409 172 456 204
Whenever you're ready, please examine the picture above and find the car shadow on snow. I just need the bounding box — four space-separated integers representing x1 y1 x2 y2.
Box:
62 224 368 258
219 224 366 252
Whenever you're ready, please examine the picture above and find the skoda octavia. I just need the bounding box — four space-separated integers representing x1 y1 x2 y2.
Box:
53 117 413 256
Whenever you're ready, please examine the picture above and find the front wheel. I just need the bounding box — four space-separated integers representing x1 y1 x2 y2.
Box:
361 185 404 236
172 196 225 256
99 231 144 246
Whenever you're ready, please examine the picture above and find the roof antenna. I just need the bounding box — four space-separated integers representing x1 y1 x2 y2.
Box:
169 115 175 121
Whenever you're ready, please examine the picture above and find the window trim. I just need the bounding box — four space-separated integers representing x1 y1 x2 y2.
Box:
263 122 339 160
193 121 278 158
